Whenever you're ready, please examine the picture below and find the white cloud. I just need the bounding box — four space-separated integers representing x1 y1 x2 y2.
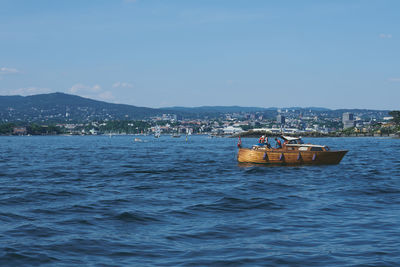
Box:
69 83 101 94
68 83 117 102
379 33 392 39
112 81 133 88
98 91 115 101
388 78 400 82
0 67 20 75
2 87 52 96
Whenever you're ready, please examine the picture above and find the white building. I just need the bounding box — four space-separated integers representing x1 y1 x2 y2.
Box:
223 126 244 135
342 112 355 129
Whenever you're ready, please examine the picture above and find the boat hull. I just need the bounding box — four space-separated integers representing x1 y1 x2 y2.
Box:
238 148 347 165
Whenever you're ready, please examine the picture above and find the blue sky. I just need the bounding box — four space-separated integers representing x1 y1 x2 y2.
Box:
0 0 399 109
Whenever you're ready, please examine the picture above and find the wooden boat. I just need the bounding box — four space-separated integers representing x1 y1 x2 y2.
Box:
238 136 347 165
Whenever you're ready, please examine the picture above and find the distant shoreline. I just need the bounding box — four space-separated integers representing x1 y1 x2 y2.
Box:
230 132 400 139
1 133 399 139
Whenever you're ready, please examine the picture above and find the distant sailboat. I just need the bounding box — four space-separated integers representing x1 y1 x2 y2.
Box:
172 128 181 138
154 125 161 138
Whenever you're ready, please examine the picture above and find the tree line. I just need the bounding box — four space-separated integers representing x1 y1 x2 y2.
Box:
0 123 63 135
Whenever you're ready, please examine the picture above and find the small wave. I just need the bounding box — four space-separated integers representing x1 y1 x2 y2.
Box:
98 198 130 205
59 218 95 226
0 251 59 266
4 224 63 239
8 190 85 205
166 230 230 241
188 196 282 212
133 185 156 190
345 187 400 197
59 147 80 151
114 211 161 223
163 209 193 217
0 212 33 223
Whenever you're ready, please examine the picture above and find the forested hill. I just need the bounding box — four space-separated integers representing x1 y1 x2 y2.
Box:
0 92 172 122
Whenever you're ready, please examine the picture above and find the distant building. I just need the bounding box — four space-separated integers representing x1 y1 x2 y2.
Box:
223 126 243 135
276 114 285 124
161 114 177 121
13 127 27 135
342 112 355 129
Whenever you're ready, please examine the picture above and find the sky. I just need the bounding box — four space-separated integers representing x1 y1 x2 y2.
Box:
0 0 399 109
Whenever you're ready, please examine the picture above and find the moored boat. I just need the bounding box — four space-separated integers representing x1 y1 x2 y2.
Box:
237 136 347 165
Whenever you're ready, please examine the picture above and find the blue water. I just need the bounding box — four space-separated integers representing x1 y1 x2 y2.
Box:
1 135 400 266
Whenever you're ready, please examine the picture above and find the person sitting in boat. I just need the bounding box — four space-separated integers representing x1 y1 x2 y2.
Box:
258 135 265 145
264 136 272 148
275 137 282 149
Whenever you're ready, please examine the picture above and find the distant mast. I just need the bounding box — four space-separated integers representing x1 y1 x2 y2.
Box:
154 125 161 138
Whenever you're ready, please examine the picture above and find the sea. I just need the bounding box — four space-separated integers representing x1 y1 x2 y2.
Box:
1 135 400 266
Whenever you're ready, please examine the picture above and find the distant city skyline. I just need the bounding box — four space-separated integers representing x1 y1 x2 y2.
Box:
1 0 399 109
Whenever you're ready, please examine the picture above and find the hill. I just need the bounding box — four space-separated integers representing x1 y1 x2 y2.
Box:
0 92 172 122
